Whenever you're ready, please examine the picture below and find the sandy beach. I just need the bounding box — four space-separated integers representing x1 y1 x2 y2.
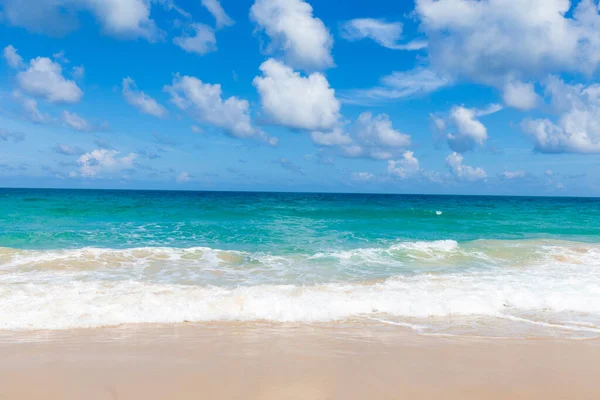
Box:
1 322 599 400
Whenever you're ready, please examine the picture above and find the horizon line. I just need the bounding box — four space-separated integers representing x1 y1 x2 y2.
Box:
0 186 597 199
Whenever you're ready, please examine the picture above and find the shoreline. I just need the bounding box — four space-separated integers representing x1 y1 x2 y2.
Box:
1 322 599 399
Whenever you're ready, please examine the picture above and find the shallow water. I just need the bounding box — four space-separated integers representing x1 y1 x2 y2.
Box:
1 188 599 336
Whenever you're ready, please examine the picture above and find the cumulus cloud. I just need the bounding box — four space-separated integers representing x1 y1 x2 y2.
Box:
521 77 600 154
312 112 411 160
446 106 489 152
122 77 168 118
250 0 334 71
17 55 83 103
77 149 136 177
415 0 600 84
356 112 410 147
340 18 426 50
342 67 450 104
165 74 277 145
445 152 487 181
62 110 92 132
173 23 217 56
352 172 375 181
499 168 527 179
433 104 502 153
0 0 162 40
387 151 420 178
253 58 340 131
201 0 234 28
176 171 191 183
3 45 23 68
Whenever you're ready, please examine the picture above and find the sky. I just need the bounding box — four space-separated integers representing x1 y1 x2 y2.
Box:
0 0 599 196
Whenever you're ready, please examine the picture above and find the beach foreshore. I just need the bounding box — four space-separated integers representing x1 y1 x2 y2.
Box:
1 322 599 400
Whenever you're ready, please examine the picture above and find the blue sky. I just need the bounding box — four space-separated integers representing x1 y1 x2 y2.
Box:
0 0 599 195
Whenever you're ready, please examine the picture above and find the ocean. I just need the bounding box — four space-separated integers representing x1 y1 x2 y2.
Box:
1 188 599 337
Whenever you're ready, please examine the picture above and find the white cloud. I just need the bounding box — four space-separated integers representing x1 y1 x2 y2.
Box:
352 172 375 181
253 58 340 131
0 0 162 40
122 77 167 118
446 106 488 152
52 50 69 64
445 152 487 181
250 0 334 71
387 151 420 178
176 171 191 183
191 125 203 133
415 0 600 84
72 65 85 80
83 0 162 40
77 149 136 177
17 56 83 103
310 128 352 146
165 74 277 145
173 23 217 56
62 110 92 132
342 67 450 104
499 169 527 179
503 80 540 110
340 18 426 50
12 92 52 124
201 0 234 28
354 112 410 149
433 104 501 153
3 45 23 69
312 112 411 160
521 76 600 154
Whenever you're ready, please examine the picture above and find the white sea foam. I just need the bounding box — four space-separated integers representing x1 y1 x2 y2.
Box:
0 240 599 334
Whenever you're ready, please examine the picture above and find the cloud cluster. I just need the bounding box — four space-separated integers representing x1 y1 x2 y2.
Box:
77 149 136 177
415 0 600 84
312 112 411 160
522 77 600 154
445 152 487 181
387 151 420 178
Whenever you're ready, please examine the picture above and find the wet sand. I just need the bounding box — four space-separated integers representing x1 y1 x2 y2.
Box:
1 322 599 400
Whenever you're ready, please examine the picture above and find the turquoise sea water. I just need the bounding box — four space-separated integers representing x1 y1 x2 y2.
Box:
1 188 600 336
